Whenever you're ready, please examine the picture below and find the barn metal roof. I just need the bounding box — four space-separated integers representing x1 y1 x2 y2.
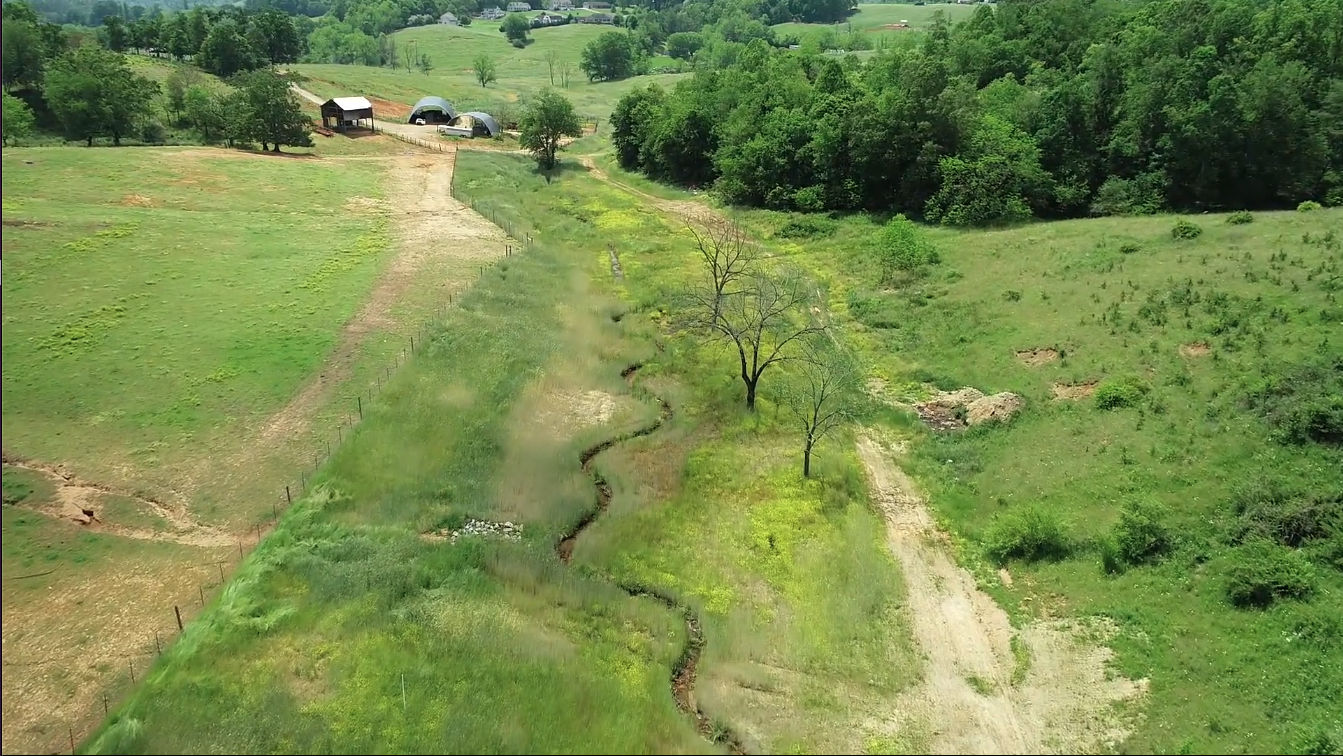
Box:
458 111 501 136
326 97 373 111
409 96 457 120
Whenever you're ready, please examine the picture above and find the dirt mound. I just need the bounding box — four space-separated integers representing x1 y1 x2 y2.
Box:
1051 381 1098 400
120 194 155 207
915 388 1023 429
1179 342 1211 357
966 392 1024 425
857 434 1146 754
1015 348 1059 366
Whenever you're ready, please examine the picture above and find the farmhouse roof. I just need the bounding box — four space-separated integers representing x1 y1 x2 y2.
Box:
327 97 373 112
409 96 457 120
459 111 501 136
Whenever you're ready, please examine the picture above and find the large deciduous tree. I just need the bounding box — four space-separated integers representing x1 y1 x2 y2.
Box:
198 19 261 77
235 69 312 152
580 31 638 82
44 45 158 146
501 13 530 44
519 88 582 175
473 54 497 87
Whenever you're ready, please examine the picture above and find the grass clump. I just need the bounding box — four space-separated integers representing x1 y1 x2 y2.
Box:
1171 219 1203 240
1118 241 1142 254
1094 375 1150 409
777 214 836 239
1223 540 1317 608
1243 357 1343 445
983 504 1071 564
1226 211 1254 225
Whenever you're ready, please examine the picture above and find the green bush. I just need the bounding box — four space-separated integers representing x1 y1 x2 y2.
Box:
983 504 1071 563
1231 481 1343 548
1298 200 1323 212
874 214 940 283
777 214 836 239
1090 173 1164 216
1119 242 1141 254
1113 498 1173 565
1171 219 1203 240
140 120 166 144
1094 375 1150 409
1243 356 1343 445
1226 211 1254 225
1223 540 1317 608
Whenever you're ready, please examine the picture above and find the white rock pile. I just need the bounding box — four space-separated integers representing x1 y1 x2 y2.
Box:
446 518 523 543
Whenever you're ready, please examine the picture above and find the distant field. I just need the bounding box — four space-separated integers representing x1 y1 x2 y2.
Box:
773 2 981 41
293 23 688 121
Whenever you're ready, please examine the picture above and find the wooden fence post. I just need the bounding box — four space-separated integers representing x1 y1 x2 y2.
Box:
175 605 183 631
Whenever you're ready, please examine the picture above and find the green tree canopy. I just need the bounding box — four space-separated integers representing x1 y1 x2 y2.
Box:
501 13 530 44
473 54 497 87
519 88 583 174
2 91 36 145
235 69 312 152
198 19 262 77
43 45 158 146
580 31 639 82
665 31 703 61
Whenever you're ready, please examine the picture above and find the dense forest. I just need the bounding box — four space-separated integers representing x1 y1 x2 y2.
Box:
613 0 1343 222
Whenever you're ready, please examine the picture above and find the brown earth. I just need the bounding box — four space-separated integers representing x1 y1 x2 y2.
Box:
1051 381 1099 400
857 433 1146 754
120 194 156 208
1015 348 1059 366
914 388 1024 430
1179 342 1212 357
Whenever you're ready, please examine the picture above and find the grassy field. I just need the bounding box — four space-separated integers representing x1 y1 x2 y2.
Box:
293 22 688 121
1 140 464 753
81 148 921 754
773 2 981 43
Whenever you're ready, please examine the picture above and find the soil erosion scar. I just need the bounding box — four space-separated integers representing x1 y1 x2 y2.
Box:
557 362 746 754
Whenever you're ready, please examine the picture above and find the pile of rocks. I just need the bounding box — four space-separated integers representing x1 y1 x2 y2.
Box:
914 387 1024 431
426 518 524 543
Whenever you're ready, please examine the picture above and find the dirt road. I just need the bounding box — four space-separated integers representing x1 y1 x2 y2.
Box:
856 432 1145 754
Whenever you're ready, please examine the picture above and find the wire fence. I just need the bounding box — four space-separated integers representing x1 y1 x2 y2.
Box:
10 166 534 755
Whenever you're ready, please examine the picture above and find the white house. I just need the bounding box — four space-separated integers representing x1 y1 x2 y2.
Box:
438 11 459 24
581 1 611 9
547 0 572 9
480 6 505 19
506 1 531 11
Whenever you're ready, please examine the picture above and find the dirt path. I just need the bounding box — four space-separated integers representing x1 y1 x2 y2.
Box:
2 454 234 548
855 433 1145 754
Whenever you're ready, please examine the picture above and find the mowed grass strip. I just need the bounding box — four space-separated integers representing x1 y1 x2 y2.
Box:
1 147 390 518
83 192 711 755
452 151 921 753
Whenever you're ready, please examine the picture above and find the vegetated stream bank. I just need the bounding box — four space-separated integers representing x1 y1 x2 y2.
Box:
556 361 746 754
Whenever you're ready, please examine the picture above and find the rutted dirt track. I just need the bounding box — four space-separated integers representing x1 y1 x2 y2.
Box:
856 433 1145 754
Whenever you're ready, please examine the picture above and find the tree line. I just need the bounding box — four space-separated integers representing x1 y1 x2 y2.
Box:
613 0 1343 223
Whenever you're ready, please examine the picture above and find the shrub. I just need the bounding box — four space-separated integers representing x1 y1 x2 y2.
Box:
1094 375 1150 409
1243 356 1343 445
140 120 166 144
777 214 836 239
1223 540 1317 608
1297 200 1323 212
1090 173 1164 216
874 214 939 284
1171 219 1203 240
1231 480 1343 548
1113 498 1172 565
983 504 1071 563
1226 211 1254 225
1118 242 1141 254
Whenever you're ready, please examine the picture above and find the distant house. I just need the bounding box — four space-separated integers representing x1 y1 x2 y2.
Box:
506 1 531 11
532 11 564 26
480 6 505 19
581 1 610 8
547 0 572 8
578 11 613 23
438 11 459 24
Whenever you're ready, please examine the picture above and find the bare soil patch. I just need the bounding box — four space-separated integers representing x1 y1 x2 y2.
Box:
1015 348 1059 366
2 454 234 548
1179 342 1211 357
120 194 156 208
856 433 1145 754
534 389 622 437
343 196 386 213
1051 381 1098 400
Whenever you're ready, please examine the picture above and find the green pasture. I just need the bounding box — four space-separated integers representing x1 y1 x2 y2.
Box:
773 2 981 41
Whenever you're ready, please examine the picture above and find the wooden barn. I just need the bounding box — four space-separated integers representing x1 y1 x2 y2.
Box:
320 97 374 132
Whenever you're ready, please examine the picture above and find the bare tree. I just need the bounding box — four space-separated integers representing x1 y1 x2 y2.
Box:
784 337 859 477
545 49 559 86
686 215 756 327
708 268 825 411
558 60 574 88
